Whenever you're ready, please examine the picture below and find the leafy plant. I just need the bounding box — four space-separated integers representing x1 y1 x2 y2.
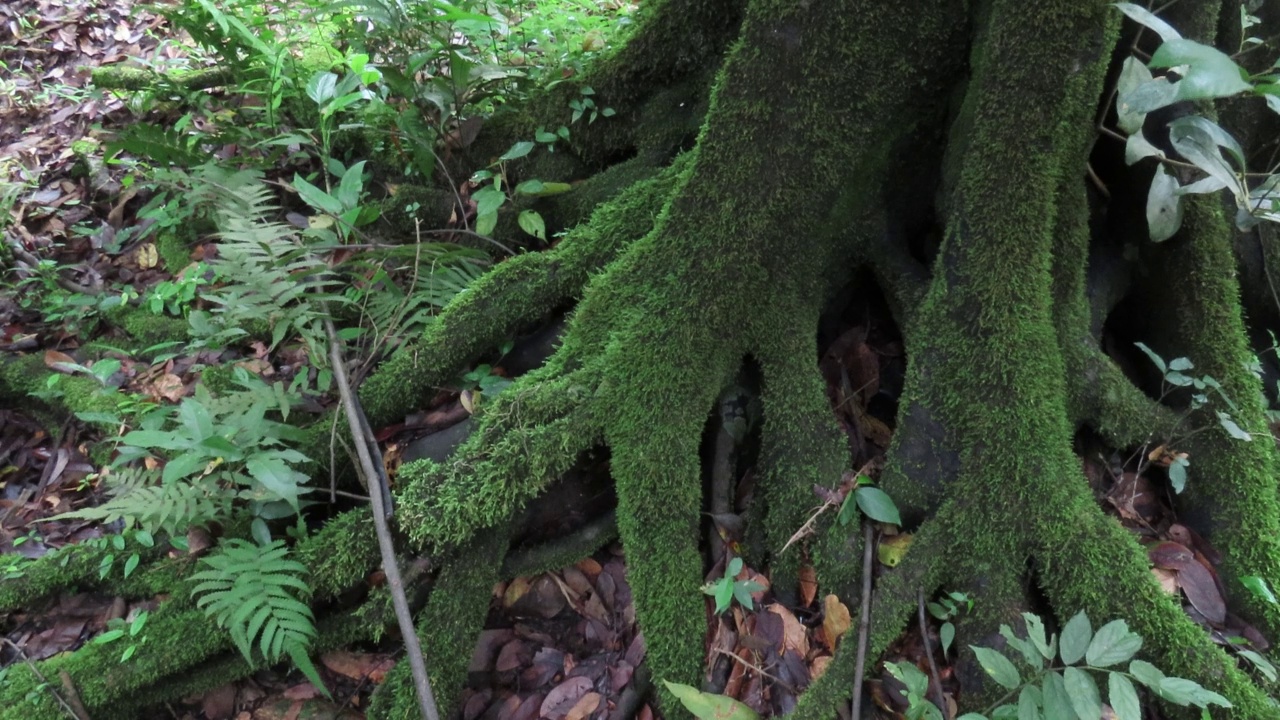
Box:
189 538 327 694
1111 3 1280 241
894 610 1230 720
701 556 766 614
662 680 758 720
1133 342 1252 493
926 590 972 658
837 475 902 527
469 140 572 238
92 609 150 663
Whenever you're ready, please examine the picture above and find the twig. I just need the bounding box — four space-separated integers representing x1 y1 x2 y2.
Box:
850 521 875 720
710 647 796 692
326 319 440 720
1 638 85 720
917 590 947 718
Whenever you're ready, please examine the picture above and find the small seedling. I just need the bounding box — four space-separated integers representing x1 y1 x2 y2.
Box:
702 557 765 614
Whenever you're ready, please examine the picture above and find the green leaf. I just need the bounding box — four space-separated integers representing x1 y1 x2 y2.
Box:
1157 677 1231 708
287 642 331 698
1113 3 1182 41
1240 575 1277 604
1000 625 1043 671
163 451 210 484
1040 672 1077 720
1124 132 1165 165
1115 57 1155 134
305 71 338 104
1086 619 1142 667
855 486 901 525
94 629 125 644
1150 39 1252 101
245 456 303 505
941 622 955 656
1239 649 1277 682
1168 461 1187 493
1018 685 1042 720
1121 77 1180 114
1146 164 1184 242
336 160 367 210
1167 117 1244 201
715 579 733 613
1217 412 1253 441
1022 613 1054 660
1128 659 1166 690
292 174 344 216
1063 667 1101 720
1109 672 1141 720
1059 611 1093 665
662 681 760 720
123 553 140 578
517 210 546 240
499 141 535 161
972 646 1022 690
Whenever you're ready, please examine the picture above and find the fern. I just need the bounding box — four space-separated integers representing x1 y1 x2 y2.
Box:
190 538 327 693
46 467 230 536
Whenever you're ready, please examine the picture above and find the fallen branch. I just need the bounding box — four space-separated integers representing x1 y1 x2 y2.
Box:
326 319 440 720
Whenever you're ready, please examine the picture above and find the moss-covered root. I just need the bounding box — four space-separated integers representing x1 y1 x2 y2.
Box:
1153 200 1280 644
91 65 233 92
1035 481 1280 717
351 155 685 432
752 306 849 594
368 529 510 720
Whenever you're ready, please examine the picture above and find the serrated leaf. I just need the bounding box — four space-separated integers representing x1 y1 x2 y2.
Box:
1086 619 1143 667
1063 667 1102 719
855 486 901 525
1023 613 1054 660
1109 672 1141 720
1059 611 1093 665
972 646 1022 690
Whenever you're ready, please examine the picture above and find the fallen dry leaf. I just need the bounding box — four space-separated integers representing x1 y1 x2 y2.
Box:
821 594 851 650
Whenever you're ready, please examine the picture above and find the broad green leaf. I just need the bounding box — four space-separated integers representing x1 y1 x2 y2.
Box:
337 160 367 210
1059 611 1093 665
1168 118 1244 201
94 629 125 644
1086 619 1143 667
518 210 546 240
1120 77 1179 114
1169 116 1246 171
1115 57 1154 133
120 429 189 451
941 622 955 656
1018 685 1042 720
727 557 744 576
1129 659 1166 690
1109 672 1142 720
123 553 140 578
473 185 506 217
1040 672 1077 720
1150 39 1252 101
292 174 344 216
715 579 733 613
163 451 209 484
245 456 303 505
499 141 535 161
1147 164 1184 242
1113 3 1182 41
1157 677 1231 707
1063 667 1102 720
1124 133 1165 165
855 486 901 525
972 646 1022 690
1240 575 1277 604
305 71 338 104
662 681 760 720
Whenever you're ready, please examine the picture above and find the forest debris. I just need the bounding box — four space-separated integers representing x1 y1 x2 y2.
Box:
820 595 851 651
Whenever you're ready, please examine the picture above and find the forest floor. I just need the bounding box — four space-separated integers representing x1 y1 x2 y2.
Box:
0 0 1256 718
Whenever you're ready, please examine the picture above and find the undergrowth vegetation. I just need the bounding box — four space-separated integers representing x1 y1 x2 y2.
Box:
1 0 635 700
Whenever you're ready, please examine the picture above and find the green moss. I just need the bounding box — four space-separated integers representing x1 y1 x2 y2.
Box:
106 306 190 350
154 231 193 274
368 530 508 720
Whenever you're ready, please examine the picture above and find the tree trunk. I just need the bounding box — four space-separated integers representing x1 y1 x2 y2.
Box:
5 0 1280 718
